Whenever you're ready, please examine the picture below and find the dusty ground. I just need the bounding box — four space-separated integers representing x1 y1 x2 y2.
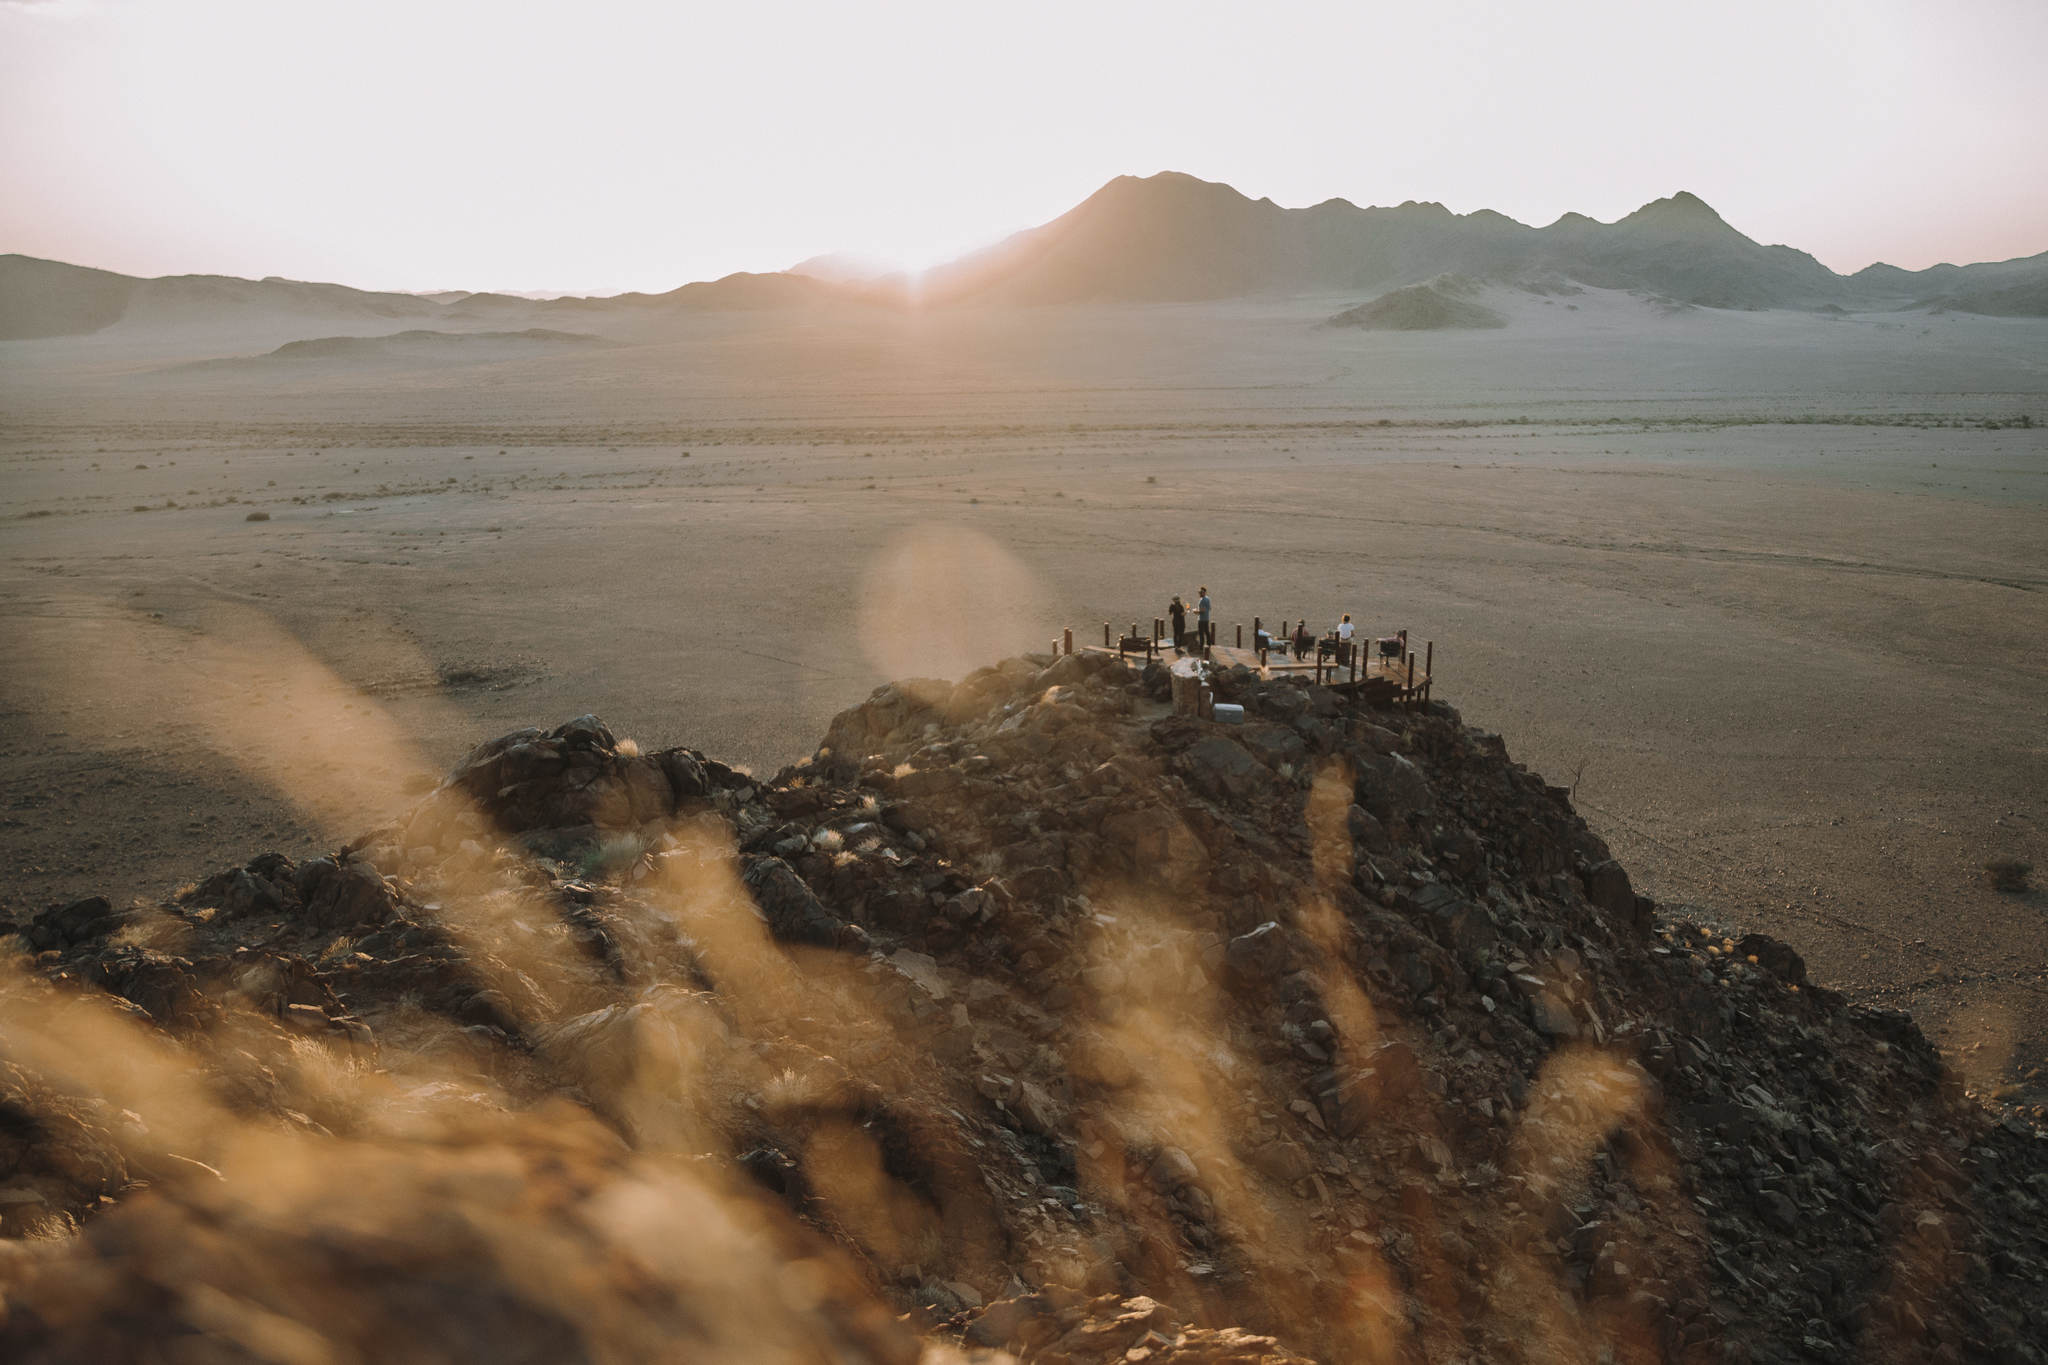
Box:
2 289 2044 1102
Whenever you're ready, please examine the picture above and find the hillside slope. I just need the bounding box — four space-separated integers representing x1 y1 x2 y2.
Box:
2 657 2041 1363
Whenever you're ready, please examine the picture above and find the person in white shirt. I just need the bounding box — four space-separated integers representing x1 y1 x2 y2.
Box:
1337 614 1356 664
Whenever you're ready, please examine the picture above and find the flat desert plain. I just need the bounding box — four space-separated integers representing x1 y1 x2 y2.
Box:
3 287 2045 1103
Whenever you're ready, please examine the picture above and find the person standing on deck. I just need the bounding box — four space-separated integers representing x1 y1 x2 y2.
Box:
1169 596 1188 653
1196 587 1212 648
1337 613 1355 663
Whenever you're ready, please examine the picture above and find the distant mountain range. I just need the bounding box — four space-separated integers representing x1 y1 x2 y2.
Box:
6 172 2046 340
870 173 2048 314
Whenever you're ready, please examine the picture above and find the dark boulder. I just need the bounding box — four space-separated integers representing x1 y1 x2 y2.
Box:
1585 859 1650 931
1356 752 1433 822
1738 932 1807 986
1224 922 1301 987
297 857 400 933
741 857 866 951
27 896 122 951
1177 737 1270 805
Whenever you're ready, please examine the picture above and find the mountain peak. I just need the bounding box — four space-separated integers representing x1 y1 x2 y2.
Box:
1621 190 1737 234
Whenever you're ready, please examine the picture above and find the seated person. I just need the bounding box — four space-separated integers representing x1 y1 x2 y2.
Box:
1291 621 1313 660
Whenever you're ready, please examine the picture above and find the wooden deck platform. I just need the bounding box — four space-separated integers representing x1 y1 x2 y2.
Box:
1075 626 1433 707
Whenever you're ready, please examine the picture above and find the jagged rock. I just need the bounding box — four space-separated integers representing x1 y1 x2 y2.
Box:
184 855 295 919
741 856 866 950
1148 1146 1200 1190
1739 932 1808 985
1357 751 1433 822
297 857 399 933
1345 803 1390 855
442 714 706 841
80 949 214 1029
1758 1188 1800 1234
1527 986 1579 1038
1223 922 1298 986
1585 858 1649 930
1236 723 1306 771
1177 736 1269 803
1102 806 1205 876
25 896 123 951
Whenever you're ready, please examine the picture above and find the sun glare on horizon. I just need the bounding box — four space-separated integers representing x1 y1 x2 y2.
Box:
2 0 2042 289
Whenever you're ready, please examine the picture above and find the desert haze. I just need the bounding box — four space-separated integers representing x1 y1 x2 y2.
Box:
2 171 2046 1361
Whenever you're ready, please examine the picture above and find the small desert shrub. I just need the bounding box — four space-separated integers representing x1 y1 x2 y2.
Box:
578 833 650 880
615 737 640 758
245 511 270 522
1985 859 2032 893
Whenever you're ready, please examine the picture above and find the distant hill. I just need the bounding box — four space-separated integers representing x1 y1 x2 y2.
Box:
0 255 453 339
0 256 855 341
1328 276 1506 330
178 328 617 371
0 255 140 339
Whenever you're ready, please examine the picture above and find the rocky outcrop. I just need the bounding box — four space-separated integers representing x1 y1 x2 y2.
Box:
0 654 2042 1364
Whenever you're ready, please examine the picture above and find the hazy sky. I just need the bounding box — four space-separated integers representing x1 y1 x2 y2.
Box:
3 0 2044 295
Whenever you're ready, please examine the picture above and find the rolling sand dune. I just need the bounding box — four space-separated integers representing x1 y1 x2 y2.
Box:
172 327 618 374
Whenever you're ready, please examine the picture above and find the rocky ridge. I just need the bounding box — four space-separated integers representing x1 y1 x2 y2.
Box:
1 652 2043 1363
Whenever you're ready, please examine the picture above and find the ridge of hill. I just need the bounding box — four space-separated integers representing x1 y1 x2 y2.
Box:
911 174 1869 311
2 657 2042 1362
230 327 610 359
0 256 854 341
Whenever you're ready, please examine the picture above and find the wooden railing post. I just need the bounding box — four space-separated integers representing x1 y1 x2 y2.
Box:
1063 628 1074 656
1103 622 1111 649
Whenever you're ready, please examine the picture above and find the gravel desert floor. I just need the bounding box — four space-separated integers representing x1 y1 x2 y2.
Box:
3 291 2045 1105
